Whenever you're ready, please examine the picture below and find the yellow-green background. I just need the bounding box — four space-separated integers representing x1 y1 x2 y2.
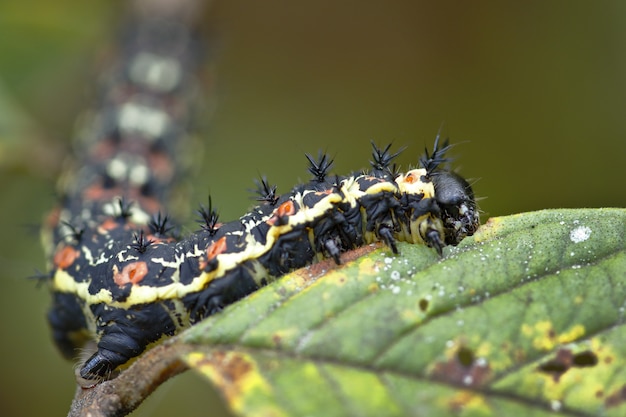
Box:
1 1 624 416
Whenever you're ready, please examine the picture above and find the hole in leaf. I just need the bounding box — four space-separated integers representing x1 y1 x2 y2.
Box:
573 350 598 367
538 360 568 374
537 348 578 382
457 346 474 367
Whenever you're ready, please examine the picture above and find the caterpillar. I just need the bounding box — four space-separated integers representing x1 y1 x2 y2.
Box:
41 3 479 386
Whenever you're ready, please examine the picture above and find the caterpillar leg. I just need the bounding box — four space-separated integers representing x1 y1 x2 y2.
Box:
77 301 179 382
358 190 401 253
321 237 342 264
313 208 364 264
406 201 446 255
261 228 315 275
417 215 446 256
378 225 399 254
185 261 265 322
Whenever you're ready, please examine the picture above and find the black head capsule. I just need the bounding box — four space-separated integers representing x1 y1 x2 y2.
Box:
431 171 479 245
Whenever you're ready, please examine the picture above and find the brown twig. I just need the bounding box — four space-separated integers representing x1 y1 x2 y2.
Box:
67 341 192 417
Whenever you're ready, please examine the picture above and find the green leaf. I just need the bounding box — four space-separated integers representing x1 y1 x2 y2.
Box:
179 208 626 417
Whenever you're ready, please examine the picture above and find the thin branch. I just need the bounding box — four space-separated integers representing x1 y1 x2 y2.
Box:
67 341 192 417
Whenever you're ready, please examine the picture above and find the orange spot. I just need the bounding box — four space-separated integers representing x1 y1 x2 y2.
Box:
45 207 61 229
315 189 332 196
82 183 123 202
268 201 296 225
277 201 295 216
134 195 163 216
99 218 120 231
113 261 149 286
53 246 80 269
90 139 116 161
404 172 417 184
148 151 174 182
82 184 105 201
207 236 228 261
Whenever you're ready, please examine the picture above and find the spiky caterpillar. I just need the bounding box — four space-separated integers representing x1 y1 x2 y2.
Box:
41 2 479 387
48 138 478 384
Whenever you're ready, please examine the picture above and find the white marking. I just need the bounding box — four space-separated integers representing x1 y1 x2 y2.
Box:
130 207 151 225
129 163 150 186
117 251 139 263
241 219 258 231
151 252 187 270
118 102 169 138
82 245 95 265
97 254 111 266
103 201 121 217
570 226 592 243
107 158 128 180
129 52 182 92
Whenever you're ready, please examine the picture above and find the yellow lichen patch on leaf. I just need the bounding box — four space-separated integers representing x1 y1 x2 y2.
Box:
521 321 585 351
474 340 514 374
399 306 421 324
471 216 503 242
266 328 300 348
367 282 380 293
557 325 585 345
475 341 492 358
184 350 285 417
443 390 489 415
356 257 377 275
270 268 314 293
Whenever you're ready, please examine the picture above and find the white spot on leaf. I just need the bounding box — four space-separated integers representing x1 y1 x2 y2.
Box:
570 226 592 243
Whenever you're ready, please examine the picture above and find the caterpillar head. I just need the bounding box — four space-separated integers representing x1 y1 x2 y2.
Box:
431 171 479 245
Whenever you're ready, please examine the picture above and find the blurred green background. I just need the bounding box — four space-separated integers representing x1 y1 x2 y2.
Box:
1 1 624 416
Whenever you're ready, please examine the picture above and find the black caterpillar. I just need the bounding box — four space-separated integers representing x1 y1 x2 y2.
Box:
41 3 479 386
